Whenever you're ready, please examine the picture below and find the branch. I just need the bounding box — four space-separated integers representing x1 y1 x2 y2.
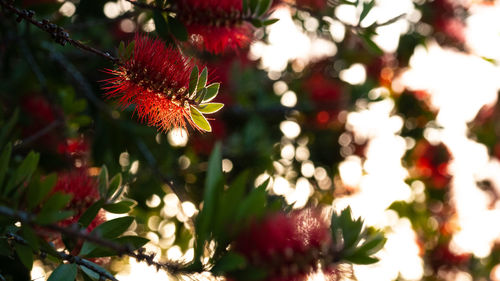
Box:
5 232 118 281
0 205 198 277
0 0 119 64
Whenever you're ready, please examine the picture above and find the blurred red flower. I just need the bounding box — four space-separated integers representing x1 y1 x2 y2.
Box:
234 208 332 281
176 0 253 54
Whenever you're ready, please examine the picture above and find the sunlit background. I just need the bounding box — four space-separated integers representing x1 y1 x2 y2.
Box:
28 0 500 280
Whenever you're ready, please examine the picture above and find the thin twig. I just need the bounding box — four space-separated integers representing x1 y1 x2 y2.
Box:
5 232 118 281
0 205 198 276
14 120 62 149
0 0 119 64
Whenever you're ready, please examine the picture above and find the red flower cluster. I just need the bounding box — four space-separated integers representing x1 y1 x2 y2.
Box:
175 0 252 54
102 34 200 132
414 141 452 189
234 208 332 281
53 169 103 231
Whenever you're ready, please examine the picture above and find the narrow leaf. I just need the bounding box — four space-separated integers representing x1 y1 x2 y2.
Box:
190 106 212 132
14 244 33 270
263 18 279 26
79 199 105 228
98 165 109 199
0 142 12 189
47 264 77 281
197 67 208 93
106 173 122 200
27 173 57 210
0 108 19 148
189 66 199 95
167 15 188 41
153 10 170 40
256 0 272 16
212 252 247 274
198 103 224 114
4 151 39 196
359 0 376 24
103 200 134 214
203 83 220 103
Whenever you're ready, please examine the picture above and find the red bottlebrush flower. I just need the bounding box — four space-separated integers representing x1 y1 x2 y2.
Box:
53 168 100 217
175 0 253 54
295 0 327 10
102 34 204 132
234 208 332 281
413 141 452 189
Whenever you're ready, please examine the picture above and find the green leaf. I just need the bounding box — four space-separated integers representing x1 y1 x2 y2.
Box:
250 19 263 27
106 173 122 200
189 66 199 95
190 106 212 132
198 103 224 114
14 243 33 270
114 235 149 250
194 143 223 261
197 67 208 93
79 261 113 281
354 232 386 256
155 0 165 8
39 192 72 214
344 254 379 265
195 88 207 104
212 252 247 275
98 165 109 199
360 33 383 55
263 18 279 26
153 11 170 40
78 199 105 228
0 108 19 149
124 41 135 61
332 207 364 251
235 180 268 222
359 0 376 24
27 173 57 210
103 200 136 214
47 264 77 281
243 0 248 13
80 217 135 256
256 0 272 16
249 0 259 14
4 151 39 196
167 15 188 41
203 83 220 103
0 142 12 189
35 210 74 225
21 226 39 252
118 41 125 58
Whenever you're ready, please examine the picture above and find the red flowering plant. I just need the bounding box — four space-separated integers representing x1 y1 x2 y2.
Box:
102 34 224 132
187 145 386 281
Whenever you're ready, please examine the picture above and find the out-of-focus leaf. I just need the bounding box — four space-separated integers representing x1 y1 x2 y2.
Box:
78 199 105 228
234 179 268 223
194 143 222 261
263 18 279 26
47 264 77 281
106 173 122 199
21 226 39 252
0 108 18 149
4 151 39 196
14 243 33 270
359 0 375 24
0 142 11 189
153 10 170 40
212 252 247 274
256 0 272 16
167 15 188 41
98 165 109 199
103 200 136 214
27 173 57 210
80 216 134 256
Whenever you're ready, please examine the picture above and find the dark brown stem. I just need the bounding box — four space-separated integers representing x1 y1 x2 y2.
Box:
0 205 198 277
0 0 119 64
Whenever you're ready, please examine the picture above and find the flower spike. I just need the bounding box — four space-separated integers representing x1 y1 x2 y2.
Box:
102 34 222 133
